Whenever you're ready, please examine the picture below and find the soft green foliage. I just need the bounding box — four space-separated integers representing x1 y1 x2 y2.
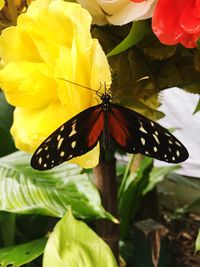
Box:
0 212 15 246
107 20 151 57
143 165 179 194
0 151 114 221
118 156 179 239
118 156 153 239
193 97 200 114
0 92 16 157
43 210 118 267
0 238 47 267
195 230 200 252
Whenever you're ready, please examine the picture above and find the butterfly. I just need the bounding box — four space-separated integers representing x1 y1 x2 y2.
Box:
31 82 189 170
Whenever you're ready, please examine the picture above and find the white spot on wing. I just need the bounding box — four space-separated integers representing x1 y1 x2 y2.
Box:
139 124 147 134
141 137 146 145
153 146 158 152
71 141 76 148
36 148 42 155
39 157 42 165
57 138 64 149
175 141 181 147
45 138 51 143
60 151 65 157
153 134 160 144
69 124 77 137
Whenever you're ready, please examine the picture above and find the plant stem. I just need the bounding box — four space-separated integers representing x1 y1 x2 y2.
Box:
93 158 119 263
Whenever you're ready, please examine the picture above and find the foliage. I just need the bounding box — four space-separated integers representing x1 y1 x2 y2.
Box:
0 151 113 220
118 156 179 239
196 230 200 252
43 210 118 267
0 238 47 267
0 0 199 266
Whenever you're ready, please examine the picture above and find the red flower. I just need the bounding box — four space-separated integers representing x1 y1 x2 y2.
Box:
152 0 200 48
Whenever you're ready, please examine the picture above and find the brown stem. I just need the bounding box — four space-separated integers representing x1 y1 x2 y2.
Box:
93 159 119 263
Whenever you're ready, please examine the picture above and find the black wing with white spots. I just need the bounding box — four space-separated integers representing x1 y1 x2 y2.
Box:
31 105 104 170
108 103 189 163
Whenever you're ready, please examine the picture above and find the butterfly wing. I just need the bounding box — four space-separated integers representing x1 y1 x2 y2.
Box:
108 103 189 163
31 105 104 170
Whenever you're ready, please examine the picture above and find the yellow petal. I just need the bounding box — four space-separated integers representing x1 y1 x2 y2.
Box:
0 22 41 64
0 0 4 10
0 0 111 168
0 62 57 108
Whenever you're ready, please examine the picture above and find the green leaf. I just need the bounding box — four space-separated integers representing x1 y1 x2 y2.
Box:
195 230 200 252
141 35 177 60
0 212 15 247
110 49 162 121
118 156 153 239
0 151 113 221
155 49 200 94
143 165 180 195
107 20 151 57
118 159 179 239
0 91 16 157
185 197 200 213
0 238 47 267
193 97 200 114
43 210 118 267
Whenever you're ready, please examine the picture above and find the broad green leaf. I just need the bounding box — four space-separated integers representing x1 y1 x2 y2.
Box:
0 238 47 267
195 230 200 252
0 91 16 157
118 158 179 239
143 165 179 195
107 20 151 57
141 35 177 60
155 49 200 94
0 151 114 221
118 156 153 239
43 210 118 267
193 97 200 114
110 49 162 121
0 212 15 246
185 197 200 213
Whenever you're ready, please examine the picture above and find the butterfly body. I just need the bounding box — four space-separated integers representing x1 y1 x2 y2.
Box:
31 90 189 170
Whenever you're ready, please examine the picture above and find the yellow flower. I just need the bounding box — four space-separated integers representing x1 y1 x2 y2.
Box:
0 0 4 10
0 0 111 168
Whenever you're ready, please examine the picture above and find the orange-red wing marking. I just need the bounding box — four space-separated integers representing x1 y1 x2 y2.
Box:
86 107 104 147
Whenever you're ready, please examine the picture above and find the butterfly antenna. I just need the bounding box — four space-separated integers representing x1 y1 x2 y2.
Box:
58 78 97 94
